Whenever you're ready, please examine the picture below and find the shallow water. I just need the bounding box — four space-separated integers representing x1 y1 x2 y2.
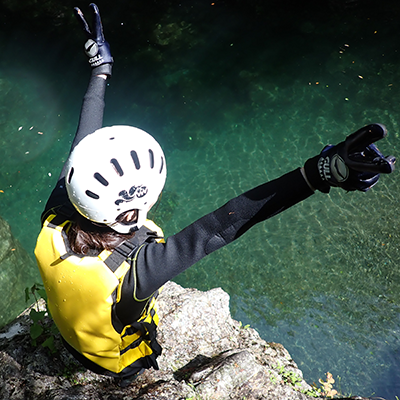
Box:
1 1 400 398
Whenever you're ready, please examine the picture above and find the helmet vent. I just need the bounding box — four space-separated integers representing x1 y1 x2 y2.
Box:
130 151 140 169
149 149 154 168
159 156 164 174
94 172 109 186
111 158 124 176
67 167 74 184
85 190 100 199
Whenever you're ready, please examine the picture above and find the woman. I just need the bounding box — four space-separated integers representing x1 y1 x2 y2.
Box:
34 4 395 386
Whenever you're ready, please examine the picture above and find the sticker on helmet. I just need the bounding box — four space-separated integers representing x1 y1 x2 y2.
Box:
115 185 148 205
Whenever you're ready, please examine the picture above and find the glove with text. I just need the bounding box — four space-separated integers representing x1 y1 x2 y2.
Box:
304 123 395 193
74 3 113 77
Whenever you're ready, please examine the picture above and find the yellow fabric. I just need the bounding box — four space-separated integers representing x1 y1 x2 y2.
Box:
35 215 164 373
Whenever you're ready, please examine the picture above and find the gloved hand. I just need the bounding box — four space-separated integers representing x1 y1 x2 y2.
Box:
74 3 113 77
304 123 395 193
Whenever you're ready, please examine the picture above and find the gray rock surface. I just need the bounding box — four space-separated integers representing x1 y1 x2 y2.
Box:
0 281 373 399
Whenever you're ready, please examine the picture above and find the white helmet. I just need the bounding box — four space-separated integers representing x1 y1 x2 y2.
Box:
65 125 166 233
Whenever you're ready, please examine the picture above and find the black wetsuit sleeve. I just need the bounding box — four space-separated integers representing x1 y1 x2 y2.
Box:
60 74 107 178
132 168 314 299
42 74 107 218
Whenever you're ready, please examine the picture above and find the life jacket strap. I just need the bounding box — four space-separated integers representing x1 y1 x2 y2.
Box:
104 226 160 272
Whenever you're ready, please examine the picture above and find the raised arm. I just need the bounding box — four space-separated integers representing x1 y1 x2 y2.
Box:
62 4 113 172
43 4 113 217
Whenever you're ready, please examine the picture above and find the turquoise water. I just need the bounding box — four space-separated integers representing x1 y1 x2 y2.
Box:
1 1 400 398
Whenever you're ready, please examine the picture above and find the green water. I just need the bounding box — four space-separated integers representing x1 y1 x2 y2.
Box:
1 1 400 398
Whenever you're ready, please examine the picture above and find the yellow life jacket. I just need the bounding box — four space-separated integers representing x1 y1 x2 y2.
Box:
34 213 164 376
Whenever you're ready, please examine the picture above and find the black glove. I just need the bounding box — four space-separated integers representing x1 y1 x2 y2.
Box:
74 3 113 76
304 123 395 193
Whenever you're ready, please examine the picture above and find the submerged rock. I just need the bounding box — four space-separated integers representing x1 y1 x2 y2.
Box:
0 281 377 399
0 216 38 327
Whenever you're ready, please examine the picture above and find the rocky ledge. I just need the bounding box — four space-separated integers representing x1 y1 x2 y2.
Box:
0 281 375 400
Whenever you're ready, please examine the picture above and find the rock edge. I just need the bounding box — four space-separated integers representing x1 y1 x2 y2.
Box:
0 281 373 400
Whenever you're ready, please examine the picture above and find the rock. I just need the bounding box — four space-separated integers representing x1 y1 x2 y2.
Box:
0 281 377 399
0 216 38 327
156 283 314 400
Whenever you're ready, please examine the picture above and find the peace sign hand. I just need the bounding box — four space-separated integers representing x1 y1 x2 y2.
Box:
74 3 113 76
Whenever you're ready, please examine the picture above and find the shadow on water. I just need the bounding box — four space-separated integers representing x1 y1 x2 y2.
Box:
1 0 400 398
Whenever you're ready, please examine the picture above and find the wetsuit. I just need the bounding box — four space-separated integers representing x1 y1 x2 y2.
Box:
37 71 314 377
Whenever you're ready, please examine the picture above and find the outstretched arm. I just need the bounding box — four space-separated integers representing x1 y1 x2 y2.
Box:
130 124 396 299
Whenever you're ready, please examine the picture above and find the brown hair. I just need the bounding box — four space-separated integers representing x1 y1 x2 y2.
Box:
67 212 136 256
